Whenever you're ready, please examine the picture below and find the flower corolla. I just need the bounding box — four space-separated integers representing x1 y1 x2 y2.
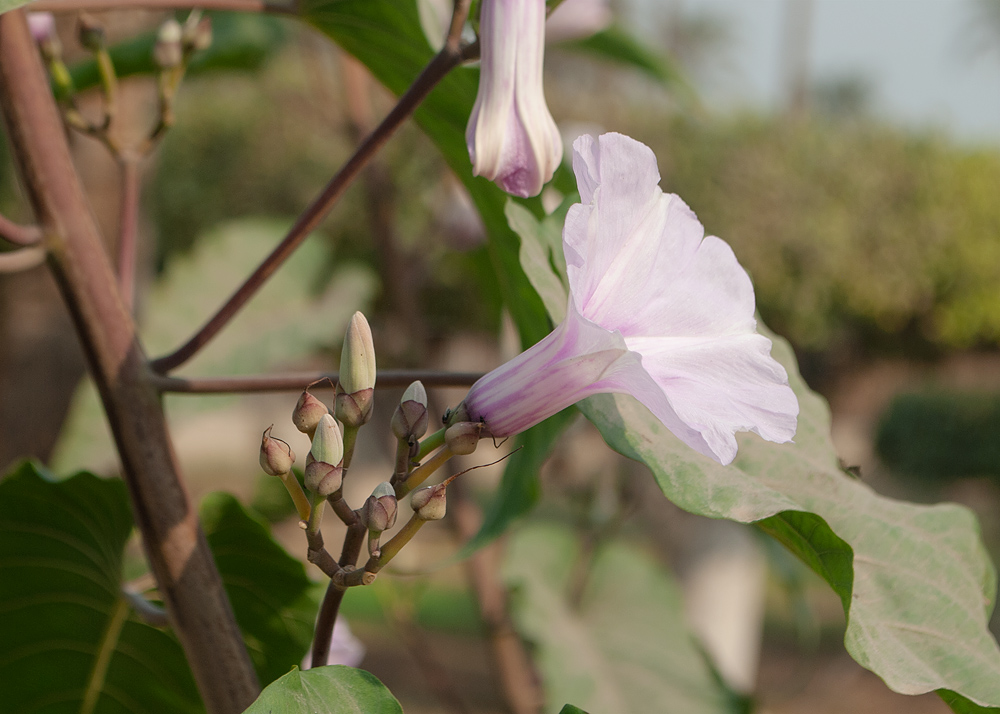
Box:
458 133 798 465
466 0 562 198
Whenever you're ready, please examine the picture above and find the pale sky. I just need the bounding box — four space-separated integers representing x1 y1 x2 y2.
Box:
630 0 1000 144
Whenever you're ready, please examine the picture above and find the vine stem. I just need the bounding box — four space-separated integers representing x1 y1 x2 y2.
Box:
116 156 141 313
151 37 474 374
0 12 259 713
151 370 482 394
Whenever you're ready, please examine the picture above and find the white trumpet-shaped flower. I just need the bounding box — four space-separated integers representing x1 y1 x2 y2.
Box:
466 0 562 198
459 133 798 465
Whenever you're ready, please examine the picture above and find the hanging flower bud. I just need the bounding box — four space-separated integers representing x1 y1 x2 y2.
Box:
360 482 398 533
444 421 483 456
259 426 295 476
292 389 329 438
391 381 429 441
466 0 562 198
304 414 344 496
410 484 447 521
76 13 105 52
27 12 56 44
336 312 376 428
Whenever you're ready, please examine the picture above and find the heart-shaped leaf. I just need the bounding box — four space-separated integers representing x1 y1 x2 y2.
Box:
242 665 402 714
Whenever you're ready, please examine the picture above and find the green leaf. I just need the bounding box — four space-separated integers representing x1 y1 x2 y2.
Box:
506 199 570 325
242 665 403 714
558 706 590 714
0 0 35 13
460 408 576 557
201 493 318 686
559 25 693 98
577 332 1000 709
302 0 552 348
505 522 743 714
52 217 375 474
0 462 203 714
68 13 288 91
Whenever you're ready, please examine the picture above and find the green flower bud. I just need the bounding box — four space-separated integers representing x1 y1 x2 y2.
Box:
339 312 376 394
391 381 429 441
154 18 183 69
292 389 329 437
444 421 483 456
310 413 344 467
360 481 398 533
259 426 295 476
336 312 375 427
410 484 447 521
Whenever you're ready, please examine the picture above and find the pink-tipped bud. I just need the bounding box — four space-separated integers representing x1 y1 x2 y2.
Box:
391 381 429 441
445 421 483 456
293 389 329 437
410 484 447 521
259 426 295 476
360 482 398 533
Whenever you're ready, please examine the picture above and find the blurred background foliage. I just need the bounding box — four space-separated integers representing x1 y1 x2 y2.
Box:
142 14 1000 371
3 3 1000 712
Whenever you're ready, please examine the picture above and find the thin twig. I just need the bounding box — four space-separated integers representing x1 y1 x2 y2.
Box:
30 0 293 14
151 40 473 374
310 519 365 667
0 246 46 272
116 157 141 312
0 213 42 247
150 370 483 394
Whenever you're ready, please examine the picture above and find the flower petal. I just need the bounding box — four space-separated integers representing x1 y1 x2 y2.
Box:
566 134 704 330
627 332 799 464
463 303 632 436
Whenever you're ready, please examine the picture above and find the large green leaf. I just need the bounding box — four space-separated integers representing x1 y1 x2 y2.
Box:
458 408 576 557
0 462 203 714
579 338 1000 709
201 493 317 686
0 463 322 712
1 1 34 13
301 0 551 349
504 522 744 714
242 666 402 714
52 217 375 474
509 176 1000 709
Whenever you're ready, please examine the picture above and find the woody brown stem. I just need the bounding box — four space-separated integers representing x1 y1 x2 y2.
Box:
0 12 258 713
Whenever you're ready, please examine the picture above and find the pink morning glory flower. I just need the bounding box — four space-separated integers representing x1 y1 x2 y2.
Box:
458 133 798 465
466 0 562 199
